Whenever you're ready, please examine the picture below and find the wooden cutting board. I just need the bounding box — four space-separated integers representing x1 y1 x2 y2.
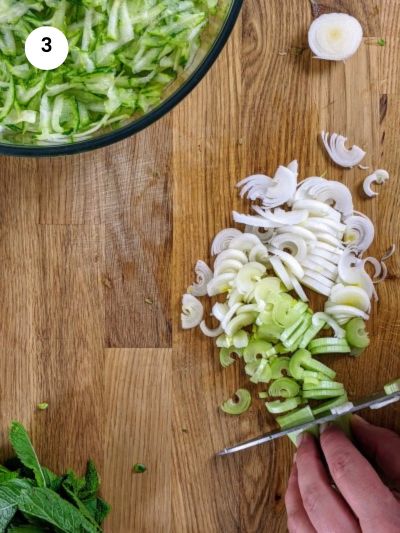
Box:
0 1 399 531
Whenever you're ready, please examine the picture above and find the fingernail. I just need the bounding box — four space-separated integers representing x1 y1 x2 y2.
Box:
293 452 297 464
319 422 331 434
296 433 304 446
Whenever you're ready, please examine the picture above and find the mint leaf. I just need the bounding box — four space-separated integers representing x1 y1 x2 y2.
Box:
79 461 99 500
62 470 85 495
61 486 101 530
0 496 17 532
93 497 110 525
42 468 62 492
0 466 18 484
18 488 99 533
7 527 47 532
9 423 46 488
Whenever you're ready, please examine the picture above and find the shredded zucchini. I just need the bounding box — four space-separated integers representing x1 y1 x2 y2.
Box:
0 0 218 141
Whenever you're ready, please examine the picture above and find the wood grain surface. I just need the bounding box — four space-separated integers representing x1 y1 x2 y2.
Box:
0 1 399 532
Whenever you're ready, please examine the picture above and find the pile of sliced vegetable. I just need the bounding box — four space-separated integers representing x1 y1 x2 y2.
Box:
181 158 394 435
0 0 217 142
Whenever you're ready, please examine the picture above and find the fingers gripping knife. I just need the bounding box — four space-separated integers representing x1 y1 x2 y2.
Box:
217 379 400 456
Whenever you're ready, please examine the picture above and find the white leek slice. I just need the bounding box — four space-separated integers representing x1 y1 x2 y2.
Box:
269 256 293 290
293 199 338 218
229 233 263 252
312 312 345 338
269 248 304 279
363 169 390 198
181 294 203 329
214 249 248 268
248 244 270 264
302 269 334 288
302 219 340 237
302 263 337 282
301 276 331 297
225 312 257 337
308 13 363 61
188 260 213 296
289 275 309 302
329 285 371 313
207 273 235 296
252 206 308 225
214 259 244 276
236 162 298 208
200 321 224 337
321 131 366 168
295 177 353 217
221 303 242 330
232 212 277 229
228 289 244 308
276 225 317 241
269 233 308 262
244 225 274 244
304 255 338 275
211 228 242 255
344 215 374 252
235 262 266 295
212 302 229 322
325 303 369 321
313 232 344 248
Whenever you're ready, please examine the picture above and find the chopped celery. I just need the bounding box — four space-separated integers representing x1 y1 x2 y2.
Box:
276 405 314 428
249 359 272 384
220 389 252 415
308 337 350 349
302 388 345 399
219 348 241 368
265 397 302 414
384 378 400 395
312 393 348 415
299 320 326 348
268 377 300 398
303 380 344 391
344 318 370 349
243 340 273 362
232 330 249 348
270 357 291 379
288 349 310 380
255 322 284 342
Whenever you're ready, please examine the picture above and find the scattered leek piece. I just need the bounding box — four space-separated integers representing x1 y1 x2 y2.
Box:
133 464 147 474
37 403 49 411
377 38 386 46
303 388 345 399
220 389 252 415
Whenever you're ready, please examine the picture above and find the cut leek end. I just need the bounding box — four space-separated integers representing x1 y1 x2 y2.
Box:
220 389 252 415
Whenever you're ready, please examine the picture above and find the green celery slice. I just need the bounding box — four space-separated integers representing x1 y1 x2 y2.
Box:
344 318 370 349
312 394 348 415
265 397 302 414
220 389 252 415
277 405 314 428
384 378 400 394
270 357 291 379
268 377 300 398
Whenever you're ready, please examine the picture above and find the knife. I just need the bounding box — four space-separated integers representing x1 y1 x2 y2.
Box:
217 383 400 456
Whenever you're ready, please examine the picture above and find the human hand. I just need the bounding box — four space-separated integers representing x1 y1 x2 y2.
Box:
285 416 400 532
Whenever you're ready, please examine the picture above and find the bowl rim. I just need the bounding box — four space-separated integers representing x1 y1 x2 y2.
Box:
1 0 243 158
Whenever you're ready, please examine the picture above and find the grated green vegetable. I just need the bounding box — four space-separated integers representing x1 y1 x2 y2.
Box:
0 0 218 142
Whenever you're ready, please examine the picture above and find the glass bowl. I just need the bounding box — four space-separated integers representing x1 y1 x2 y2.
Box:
0 0 243 157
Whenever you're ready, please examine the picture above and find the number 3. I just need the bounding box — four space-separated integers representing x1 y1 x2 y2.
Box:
41 37 52 53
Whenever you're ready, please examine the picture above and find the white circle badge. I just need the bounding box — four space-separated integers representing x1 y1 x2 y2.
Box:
25 26 69 71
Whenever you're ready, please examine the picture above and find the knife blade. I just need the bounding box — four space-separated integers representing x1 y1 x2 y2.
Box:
217 388 400 456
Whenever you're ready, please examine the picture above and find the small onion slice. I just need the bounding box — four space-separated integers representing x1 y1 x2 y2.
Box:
211 228 242 255
181 294 204 329
308 13 363 61
188 260 213 296
363 169 389 198
321 131 366 168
